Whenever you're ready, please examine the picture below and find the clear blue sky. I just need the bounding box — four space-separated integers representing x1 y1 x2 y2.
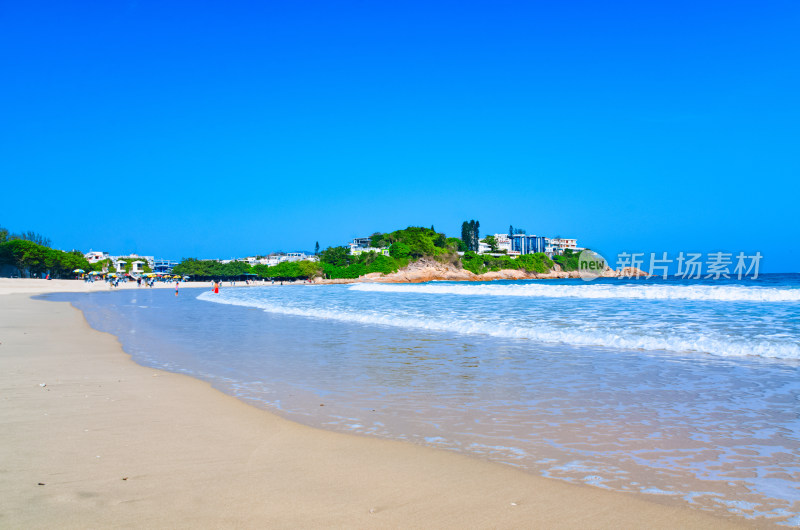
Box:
1 1 798 271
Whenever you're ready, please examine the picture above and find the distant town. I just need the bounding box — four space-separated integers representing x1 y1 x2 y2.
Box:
83 230 580 275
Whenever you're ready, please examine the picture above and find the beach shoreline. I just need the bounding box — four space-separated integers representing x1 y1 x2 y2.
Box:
0 277 271 296
0 282 754 527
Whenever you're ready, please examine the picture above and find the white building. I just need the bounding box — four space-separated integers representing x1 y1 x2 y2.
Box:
478 234 513 255
84 251 110 263
349 237 389 256
84 251 155 272
264 253 286 266
550 238 578 253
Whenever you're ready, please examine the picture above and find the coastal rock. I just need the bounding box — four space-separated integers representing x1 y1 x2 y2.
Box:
314 259 649 284
371 258 478 283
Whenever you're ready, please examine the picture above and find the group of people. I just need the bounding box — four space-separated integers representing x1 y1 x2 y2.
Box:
135 277 157 288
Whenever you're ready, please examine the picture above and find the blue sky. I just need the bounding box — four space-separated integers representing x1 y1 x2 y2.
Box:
1 1 798 271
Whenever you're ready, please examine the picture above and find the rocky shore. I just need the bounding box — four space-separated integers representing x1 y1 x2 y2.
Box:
314 258 647 284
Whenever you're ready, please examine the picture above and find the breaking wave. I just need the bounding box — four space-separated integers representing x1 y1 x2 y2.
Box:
197 291 800 360
349 282 800 302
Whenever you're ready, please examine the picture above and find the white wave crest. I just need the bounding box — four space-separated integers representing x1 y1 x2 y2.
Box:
197 291 800 360
348 282 800 302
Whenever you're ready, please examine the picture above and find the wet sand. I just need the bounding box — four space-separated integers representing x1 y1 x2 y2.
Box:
0 285 752 528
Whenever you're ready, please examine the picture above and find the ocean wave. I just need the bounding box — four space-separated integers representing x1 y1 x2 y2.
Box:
197 291 800 360
348 282 800 302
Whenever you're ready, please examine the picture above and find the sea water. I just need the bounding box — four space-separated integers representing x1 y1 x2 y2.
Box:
48 275 800 524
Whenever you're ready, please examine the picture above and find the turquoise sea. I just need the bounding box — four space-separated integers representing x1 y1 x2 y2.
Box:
48 274 800 525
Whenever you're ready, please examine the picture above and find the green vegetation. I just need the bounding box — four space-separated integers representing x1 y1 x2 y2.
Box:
319 249 399 279
446 237 466 252
172 258 322 280
482 235 499 253
461 220 480 252
319 226 459 279
461 251 553 275
0 239 92 278
116 256 153 274
369 227 449 257
0 226 52 247
552 249 580 271
254 260 321 280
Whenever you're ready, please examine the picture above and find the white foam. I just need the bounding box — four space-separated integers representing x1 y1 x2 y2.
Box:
197 291 800 360
349 282 800 303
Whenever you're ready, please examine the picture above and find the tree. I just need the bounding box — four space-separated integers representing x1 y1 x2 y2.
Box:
401 229 435 258
1 239 50 277
11 231 51 247
370 233 387 248
389 242 410 259
319 246 351 267
464 220 480 252
445 237 466 252
314 241 320 255
484 235 499 253
460 220 480 252
298 260 322 279
0 226 8 243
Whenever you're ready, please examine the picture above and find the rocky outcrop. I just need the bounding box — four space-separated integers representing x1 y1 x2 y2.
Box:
313 259 649 285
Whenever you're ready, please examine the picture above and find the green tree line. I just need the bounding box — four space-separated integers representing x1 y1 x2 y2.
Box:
461 251 554 275
0 239 94 278
172 258 322 280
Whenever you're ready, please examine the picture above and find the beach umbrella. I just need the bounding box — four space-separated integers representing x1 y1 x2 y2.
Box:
107 273 117 277
73 268 85 273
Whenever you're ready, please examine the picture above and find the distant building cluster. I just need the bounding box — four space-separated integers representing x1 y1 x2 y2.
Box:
85 230 579 274
215 252 319 266
84 251 157 273
347 233 581 258
478 234 581 257
84 250 319 274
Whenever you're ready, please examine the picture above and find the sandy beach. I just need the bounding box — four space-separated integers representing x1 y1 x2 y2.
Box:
0 278 269 296
0 281 751 528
